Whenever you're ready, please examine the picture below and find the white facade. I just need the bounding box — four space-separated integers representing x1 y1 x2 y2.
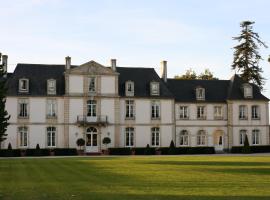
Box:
2 59 269 153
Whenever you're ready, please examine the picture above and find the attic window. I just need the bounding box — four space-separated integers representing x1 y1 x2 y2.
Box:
47 79 56 95
19 79 29 93
150 82 160 96
125 81 134 96
196 87 205 100
243 84 253 98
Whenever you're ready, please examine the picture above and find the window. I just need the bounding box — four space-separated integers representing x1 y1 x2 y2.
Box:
89 77 96 92
251 105 260 119
151 101 160 119
87 100 96 117
214 106 223 119
18 99 29 118
252 130 260 145
125 100 135 119
197 130 206 146
243 84 253 98
150 82 160 96
196 87 205 100
125 127 134 147
179 106 188 119
47 99 57 118
151 127 160 146
47 79 56 95
197 106 205 119
19 127 28 147
19 79 29 93
125 81 134 96
239 105 247 119
180 130 189 146
239 130 246 145
47 127 56 147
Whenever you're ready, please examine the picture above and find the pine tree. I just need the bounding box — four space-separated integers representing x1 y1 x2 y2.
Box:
232 21 268 91
0 54 10 149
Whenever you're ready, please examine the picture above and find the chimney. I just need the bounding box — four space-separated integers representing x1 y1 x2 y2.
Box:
160 60 167 82
110 59 117 71
65 56 71 70
2 55 8 77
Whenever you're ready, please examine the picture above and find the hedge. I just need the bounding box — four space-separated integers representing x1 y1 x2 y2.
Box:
108 148 132 155
53 148 78 156
0 149 21 157
231 145 270 153
25 149 50 156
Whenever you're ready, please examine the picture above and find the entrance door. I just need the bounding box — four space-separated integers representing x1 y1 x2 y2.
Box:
213 131 224 151
85 127 98 153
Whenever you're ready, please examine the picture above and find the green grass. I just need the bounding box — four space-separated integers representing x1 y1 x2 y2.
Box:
1 156 270 200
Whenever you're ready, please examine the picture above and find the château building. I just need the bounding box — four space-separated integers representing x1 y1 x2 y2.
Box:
1 55 269 153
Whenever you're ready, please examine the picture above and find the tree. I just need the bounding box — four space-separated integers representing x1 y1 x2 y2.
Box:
102 137 111 149
76 138 85 150
242 134 251 154
175 68 218 80
232 21 268 91
0 54 10 149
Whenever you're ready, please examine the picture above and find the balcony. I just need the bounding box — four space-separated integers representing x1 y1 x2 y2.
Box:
77 115 108 126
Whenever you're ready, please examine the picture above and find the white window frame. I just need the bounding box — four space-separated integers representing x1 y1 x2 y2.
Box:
125 127 134 147
19 78 29 93
151 127 160 147
239 130 246 145
18 126 28 148
239 105 247 120
252 129 260 145
87 100 97 117
47 126 56 147
47 79 56 95
89 77 96 93
47 99 57 118
179 130 189 146
151 101 160 119
125 100 135 119
251 105 260 119
125 81 134 96
197 130 206 146
179 106 189 119
214 106 223 119
18 99 29 118
243 84 253 98
197 106 206 119
150 82 160 96
196 87 205 100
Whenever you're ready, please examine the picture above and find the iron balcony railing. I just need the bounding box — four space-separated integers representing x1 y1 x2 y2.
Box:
77 115 108 125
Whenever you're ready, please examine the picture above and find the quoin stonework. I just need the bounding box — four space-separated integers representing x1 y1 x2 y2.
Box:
1 56 269 153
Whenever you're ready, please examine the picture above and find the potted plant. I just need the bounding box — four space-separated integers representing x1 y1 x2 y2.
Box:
102 137 111 155
76 138 85 155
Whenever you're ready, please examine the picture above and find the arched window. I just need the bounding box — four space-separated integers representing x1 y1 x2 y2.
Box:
125 127 134 147
151 127 160 147
180 130 189 146
197 130 206 146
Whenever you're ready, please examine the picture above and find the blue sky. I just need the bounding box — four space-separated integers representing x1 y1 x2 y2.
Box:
1 0 270 97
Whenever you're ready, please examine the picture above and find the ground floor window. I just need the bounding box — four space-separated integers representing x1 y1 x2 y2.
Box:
197 130 206 146
125 127 134 147
47 127 56 147
19 127 28 147
252 129 260 145
180 130 189 146
151 127 160 146
239 130 246 145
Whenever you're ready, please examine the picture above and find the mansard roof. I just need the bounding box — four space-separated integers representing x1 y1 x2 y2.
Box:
116 67 173 98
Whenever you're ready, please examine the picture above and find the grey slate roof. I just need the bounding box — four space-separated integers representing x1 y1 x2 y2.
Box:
116 67 173 98
5 63 269 102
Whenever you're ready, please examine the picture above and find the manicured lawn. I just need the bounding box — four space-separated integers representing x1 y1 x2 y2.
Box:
0 156 270 200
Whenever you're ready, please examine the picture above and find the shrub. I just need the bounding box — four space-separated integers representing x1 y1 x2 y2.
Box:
102 137 111 149
242 135 251 154
25 149 50 156
0 149 21 157
8 143 12 150
168 140 176 155
231 145 270 154
53 148 78 156
108 148 132 155
144 144 152 155
76 138 85 150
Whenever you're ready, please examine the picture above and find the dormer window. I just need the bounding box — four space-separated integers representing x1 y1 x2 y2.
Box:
125 81 134 96
196 87 205 100
47 79 56 95
19 79 29 93
150 82 160 96
243 84 253 98
89 77 96 92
